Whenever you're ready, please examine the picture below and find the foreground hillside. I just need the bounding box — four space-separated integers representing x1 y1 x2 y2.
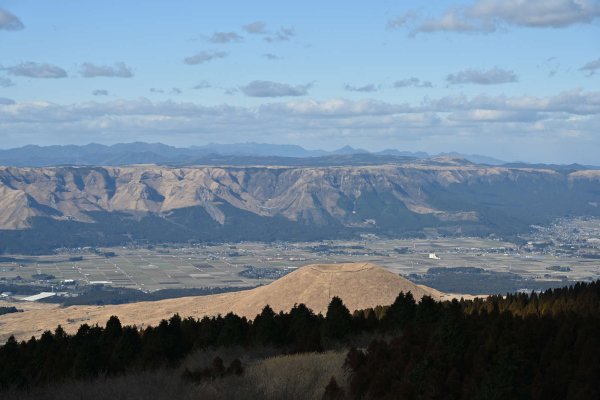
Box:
1 276 599 399
0 263 448 342
0 162 599 253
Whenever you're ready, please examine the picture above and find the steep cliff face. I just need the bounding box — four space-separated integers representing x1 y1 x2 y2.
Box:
0 163 598 252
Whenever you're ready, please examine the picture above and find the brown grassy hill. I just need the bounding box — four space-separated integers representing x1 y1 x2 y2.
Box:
227 262 445 316
0 262 453 342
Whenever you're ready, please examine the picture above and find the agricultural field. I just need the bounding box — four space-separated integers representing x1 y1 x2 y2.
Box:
1 230 599 296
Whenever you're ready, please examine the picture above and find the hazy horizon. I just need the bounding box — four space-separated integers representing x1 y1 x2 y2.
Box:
1 1 599 164
0 140 536 165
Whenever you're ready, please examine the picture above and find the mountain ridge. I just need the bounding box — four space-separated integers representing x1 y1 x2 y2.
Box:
0 142 513 167
0 162 599 254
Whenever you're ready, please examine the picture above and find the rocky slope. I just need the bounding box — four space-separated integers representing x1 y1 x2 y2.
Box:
0 162 598 252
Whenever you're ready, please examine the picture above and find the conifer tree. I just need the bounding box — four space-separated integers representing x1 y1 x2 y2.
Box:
322 376 345 400
323 296 352 340
381 291 416 330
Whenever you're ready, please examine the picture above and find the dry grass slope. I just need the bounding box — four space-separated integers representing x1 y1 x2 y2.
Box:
0 262 451 341
194 351 348 400
1 350 348 400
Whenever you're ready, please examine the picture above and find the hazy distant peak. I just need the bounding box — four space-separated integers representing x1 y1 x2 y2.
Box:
332 145 369 155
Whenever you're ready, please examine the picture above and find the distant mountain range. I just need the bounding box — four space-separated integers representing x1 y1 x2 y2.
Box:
0 142 509 167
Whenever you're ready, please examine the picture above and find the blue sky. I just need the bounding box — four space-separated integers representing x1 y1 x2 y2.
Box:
0 0 599 163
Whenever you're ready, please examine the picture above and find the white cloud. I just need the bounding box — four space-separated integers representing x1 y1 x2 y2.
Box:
264 27 294 42
0 91 598 163
0 76 15 87
446 67 518 85
344 83 378 93
447 109 541 122
260 99 413 117
240 81 311 97
3 62 67 78
580 58 600 76
184 51 228 65
403 0 600 35
418 9 494 34
209 31 243 43
243 21 267 34
262 53 282 60
0 9 24 31
387 12 416 29
468 0 600 28
2 91 597 125
393 78 433 88
80 62 133 78
429 89 600 115
192 81 211 90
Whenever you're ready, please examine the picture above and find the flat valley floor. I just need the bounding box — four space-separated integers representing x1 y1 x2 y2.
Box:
1 236 598 294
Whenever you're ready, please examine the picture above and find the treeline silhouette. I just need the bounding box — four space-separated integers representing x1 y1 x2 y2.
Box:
1 281 599 398
347 284 600 399
0 307 21 316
